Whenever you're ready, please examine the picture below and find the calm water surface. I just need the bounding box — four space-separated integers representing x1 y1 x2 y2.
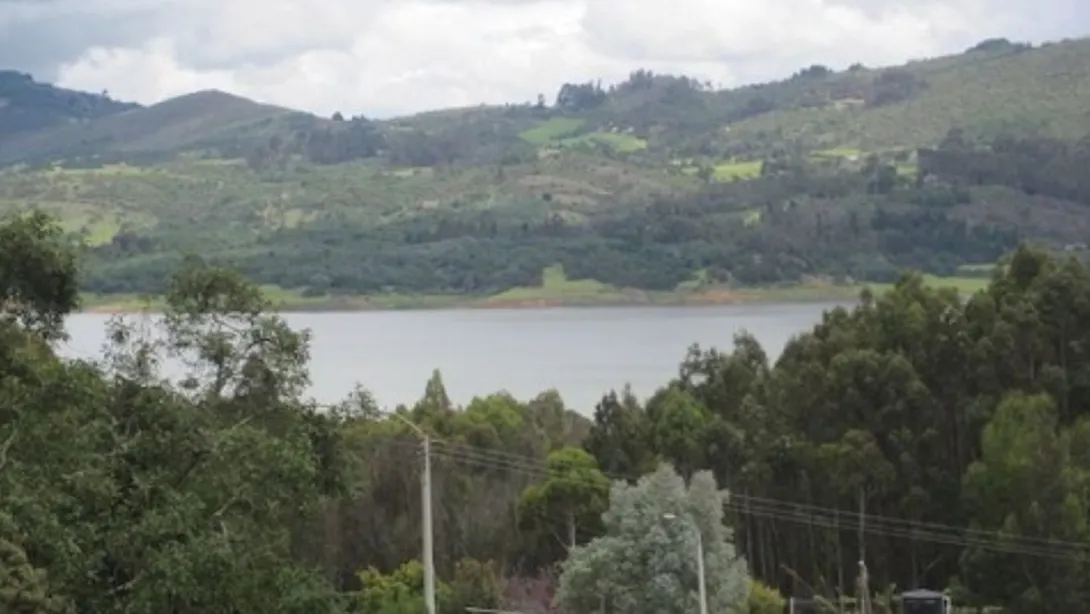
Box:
60 304 843 413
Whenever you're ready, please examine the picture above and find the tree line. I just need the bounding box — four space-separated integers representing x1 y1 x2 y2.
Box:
5 212 1090 613
82 149 1033 297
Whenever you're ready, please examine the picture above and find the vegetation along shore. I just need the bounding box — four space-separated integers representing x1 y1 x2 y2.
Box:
78 266 992 314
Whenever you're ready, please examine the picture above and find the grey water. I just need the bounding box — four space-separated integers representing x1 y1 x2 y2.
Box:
59 303 842 413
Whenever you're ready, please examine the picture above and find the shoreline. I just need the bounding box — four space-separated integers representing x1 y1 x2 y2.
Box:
78 285 868 315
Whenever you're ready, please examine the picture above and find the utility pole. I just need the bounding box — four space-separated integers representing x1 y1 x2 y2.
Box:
422 436 436 614
394 414 436 614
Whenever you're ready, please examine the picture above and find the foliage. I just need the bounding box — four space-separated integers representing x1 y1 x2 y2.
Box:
353 558 502 614
517 447 610 569
0 215 341 613
15 198 1090 613
744 580 786 614
0 211 80 340
555 464 749 614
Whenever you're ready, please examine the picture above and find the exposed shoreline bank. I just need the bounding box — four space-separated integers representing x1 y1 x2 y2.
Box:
79 285 868 315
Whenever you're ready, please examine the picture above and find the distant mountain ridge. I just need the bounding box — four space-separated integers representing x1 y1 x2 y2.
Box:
0 83 327 166
3 36 1090 168
0 70 141 140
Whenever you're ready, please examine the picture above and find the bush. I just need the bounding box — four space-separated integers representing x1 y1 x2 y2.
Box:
744 580 786 614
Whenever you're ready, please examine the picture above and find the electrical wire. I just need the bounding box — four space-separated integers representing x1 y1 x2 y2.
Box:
425 439 1090 548
378 437 1090 561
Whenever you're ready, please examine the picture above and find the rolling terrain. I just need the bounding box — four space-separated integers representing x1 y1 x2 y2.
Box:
3 36 1090 310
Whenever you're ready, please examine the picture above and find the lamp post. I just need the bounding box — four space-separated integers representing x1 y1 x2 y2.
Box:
663 513 708 614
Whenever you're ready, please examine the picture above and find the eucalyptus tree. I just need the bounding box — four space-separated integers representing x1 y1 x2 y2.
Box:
556 464 749 614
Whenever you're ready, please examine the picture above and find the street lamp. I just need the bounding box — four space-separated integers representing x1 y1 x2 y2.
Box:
663 513 709 614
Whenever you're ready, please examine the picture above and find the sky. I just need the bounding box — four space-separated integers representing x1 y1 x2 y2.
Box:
2 0 1089 119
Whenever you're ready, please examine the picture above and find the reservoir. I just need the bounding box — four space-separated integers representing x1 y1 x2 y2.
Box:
60 303 843 413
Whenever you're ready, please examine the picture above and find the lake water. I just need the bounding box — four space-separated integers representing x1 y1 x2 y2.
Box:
59 303 843 414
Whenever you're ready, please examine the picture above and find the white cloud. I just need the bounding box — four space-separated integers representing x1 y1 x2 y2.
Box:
41 0 1080 118
58 38 240 101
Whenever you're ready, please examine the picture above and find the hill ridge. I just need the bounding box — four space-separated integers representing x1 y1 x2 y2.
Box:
2 34 1090 308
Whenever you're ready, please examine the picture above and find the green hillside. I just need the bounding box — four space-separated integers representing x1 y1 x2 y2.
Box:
728 37 1090 149
3 36 1090 309
0 70 140 140
0 90 327 166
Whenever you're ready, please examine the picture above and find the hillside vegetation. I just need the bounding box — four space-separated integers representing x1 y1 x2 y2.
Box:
3 36 1090 307
0 70 139 139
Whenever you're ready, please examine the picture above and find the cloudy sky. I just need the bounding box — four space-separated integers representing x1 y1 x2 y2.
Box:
2 0 1088 118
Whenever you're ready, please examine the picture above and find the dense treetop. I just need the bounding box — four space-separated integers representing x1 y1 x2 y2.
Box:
6 205 1090 612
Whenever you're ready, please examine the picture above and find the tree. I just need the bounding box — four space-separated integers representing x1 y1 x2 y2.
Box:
645 386 711 479
960 393 1090 613
161 255 311 406
555 464 749 614
584 388 657 478
0 537 66 614
0 212 80 341
517 447 610 568
0 233 342 613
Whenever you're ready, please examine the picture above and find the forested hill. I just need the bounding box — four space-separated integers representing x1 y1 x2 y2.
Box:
0 70 140 139
3 36 1090 306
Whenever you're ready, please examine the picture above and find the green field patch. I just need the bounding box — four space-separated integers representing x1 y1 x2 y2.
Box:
865 275 991 296
186 157 248 167
387 167 434 178
48 163 151 176
812 147 863 159
558 131 648 153
675 269 712 292
55 212 123 245
956 263 997 277
894 163 917 178
585 132 648 153
267 207 316 228
490 264 626 302
742 208 762 226
713 160 762 181
519 118 586 144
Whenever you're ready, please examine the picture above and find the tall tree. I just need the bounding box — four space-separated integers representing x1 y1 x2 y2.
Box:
556 464 749 614
517 447 610 569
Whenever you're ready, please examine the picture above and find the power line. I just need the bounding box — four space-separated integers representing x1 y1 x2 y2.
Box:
425 438 1090 550
386 438 1090 561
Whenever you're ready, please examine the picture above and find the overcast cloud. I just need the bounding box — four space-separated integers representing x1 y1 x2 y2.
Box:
2 0 1088 118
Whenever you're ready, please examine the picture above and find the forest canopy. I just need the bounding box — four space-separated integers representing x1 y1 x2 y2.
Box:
3 213 1090 614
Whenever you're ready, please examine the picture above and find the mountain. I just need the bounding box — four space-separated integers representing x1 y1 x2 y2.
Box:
0 89 323 166
0 70 140 139
3 36 1090 309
